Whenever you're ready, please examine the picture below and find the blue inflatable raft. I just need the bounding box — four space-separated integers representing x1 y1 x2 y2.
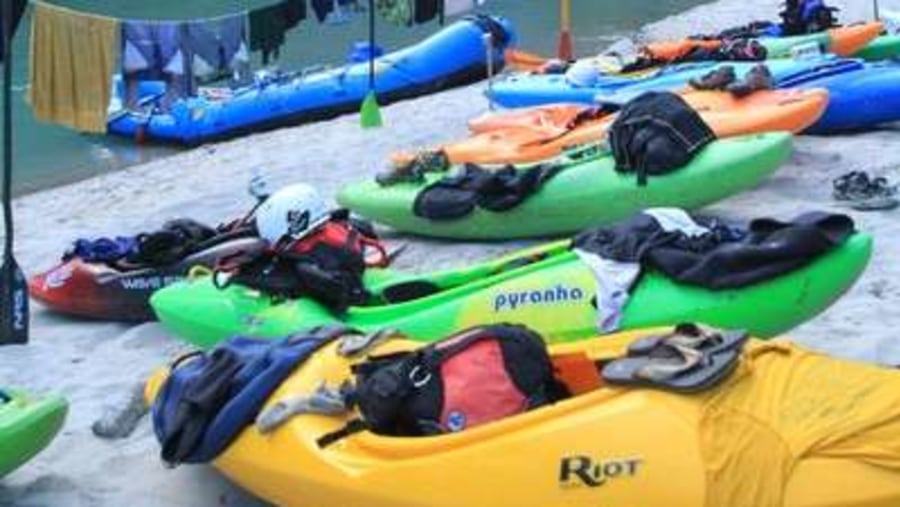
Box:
108 15 515 145
488 57 900 134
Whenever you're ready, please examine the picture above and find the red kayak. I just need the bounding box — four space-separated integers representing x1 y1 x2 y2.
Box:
29 236 264 322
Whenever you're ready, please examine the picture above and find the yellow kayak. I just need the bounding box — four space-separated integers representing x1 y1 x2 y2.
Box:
146 328 900 507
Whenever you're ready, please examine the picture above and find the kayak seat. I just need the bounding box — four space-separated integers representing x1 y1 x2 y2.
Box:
109 227 259 273
378 251 559 304
182 227 259 259
380 280 442 304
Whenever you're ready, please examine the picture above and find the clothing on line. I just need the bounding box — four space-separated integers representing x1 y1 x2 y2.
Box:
443 0 486 18
249 0 307 65
28 1 120 133
0 0 28 61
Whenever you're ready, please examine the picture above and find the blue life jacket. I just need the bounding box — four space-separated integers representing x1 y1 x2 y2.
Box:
151 326 352 465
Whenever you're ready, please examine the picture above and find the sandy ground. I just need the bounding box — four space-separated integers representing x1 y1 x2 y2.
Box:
2 0 899 505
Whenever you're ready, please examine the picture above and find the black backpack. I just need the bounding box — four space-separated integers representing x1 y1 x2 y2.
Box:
608 92 716 187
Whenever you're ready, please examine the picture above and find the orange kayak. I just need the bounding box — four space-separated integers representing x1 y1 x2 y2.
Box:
647 22 883 61
420 89 827 166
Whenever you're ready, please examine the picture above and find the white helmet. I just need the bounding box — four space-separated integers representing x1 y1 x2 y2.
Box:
255 183 331 247
565 59 600 88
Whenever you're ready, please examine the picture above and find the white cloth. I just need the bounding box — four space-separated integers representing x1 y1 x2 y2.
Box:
444 0 486 17
645 207 710 237
574 249 640 333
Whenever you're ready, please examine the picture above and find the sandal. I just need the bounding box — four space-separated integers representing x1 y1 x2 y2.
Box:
627 323 749 357
376 150 450 186
602 343 740 393
833 171 899 211
688 65 737 91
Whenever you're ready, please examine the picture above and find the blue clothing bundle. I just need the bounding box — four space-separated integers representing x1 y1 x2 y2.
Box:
151 326 352 465
64 237 139 263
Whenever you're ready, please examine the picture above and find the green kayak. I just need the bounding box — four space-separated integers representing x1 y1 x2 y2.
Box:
152 231 872 350
337 133 792 240
760 22 883 58
856 34 900 61
0 389 67 477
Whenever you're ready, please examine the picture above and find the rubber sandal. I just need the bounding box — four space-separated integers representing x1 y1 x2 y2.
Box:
602 345 740 393
833 171 899 211
627 324 748 357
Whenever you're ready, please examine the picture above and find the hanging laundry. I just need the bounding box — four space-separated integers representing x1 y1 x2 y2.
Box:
376 0 413 26
312 0 360 24
249 0 307 65
28 2 120 133
414 0 440 24
443 0 486 18
120 20 185 110
0 0 27 61
185 13 250 80
122 22 184 81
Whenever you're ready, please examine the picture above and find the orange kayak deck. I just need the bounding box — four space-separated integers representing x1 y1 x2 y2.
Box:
421 89 828 165
828 22 884 56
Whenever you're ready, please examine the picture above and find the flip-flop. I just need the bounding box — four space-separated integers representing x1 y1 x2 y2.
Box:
338 329 399 357
602 344 740 393
627 324 748 357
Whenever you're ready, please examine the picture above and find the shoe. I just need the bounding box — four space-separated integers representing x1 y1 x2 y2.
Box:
376 150 450 186
727 64 774 98
833 171 899 211
688 65 737 91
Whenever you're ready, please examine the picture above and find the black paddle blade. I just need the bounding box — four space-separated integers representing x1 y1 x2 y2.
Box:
0 257 28 344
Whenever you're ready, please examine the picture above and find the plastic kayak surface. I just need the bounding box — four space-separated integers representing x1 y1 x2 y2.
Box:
150 229 871 349
0 390 67 477
338 133 792 239
29 237 265 321
144 325 900 507
434 89 826 164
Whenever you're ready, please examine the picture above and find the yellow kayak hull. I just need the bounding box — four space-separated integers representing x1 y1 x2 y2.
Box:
145 327 900 507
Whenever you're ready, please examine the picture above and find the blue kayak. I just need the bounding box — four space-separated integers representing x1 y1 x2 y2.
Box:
108 15 515 145
488 57 900 133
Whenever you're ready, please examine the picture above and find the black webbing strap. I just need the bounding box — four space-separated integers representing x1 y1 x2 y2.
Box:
317 418 368 448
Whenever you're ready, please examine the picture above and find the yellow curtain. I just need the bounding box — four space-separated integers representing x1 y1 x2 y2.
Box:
28 1 119 133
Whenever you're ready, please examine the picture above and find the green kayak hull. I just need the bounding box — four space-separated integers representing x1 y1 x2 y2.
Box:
856 35 900 61
152 233 872 350
0 390 67 477
337 133 792 239
763 32 832 57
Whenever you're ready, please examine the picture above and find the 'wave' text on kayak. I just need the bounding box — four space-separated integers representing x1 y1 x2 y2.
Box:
120 275 185 291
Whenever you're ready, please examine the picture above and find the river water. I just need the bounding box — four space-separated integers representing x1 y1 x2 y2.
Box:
5 0 705 194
